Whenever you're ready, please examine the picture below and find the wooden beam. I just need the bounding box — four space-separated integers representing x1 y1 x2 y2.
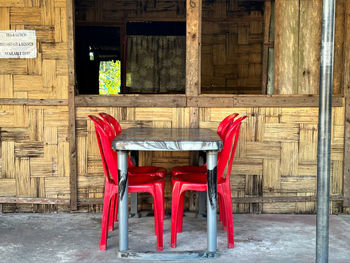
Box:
231 195 345 203
75 95 187 107
0 99 67 105
77 195 346 205
66 0 78 211
343 0 350 207
74 95 344 108
232 95 343 107
0 197 70 205
187 96 233 107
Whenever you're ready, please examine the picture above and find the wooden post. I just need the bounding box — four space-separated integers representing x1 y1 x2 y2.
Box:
343 0 350 207
274 0 299 94
186 0 202 212
261 1 272 94
186 0 201 97
298 0 322 94
67 0 78 210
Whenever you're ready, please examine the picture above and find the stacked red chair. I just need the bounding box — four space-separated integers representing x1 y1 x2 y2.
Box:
171 113 240 230
98 113 166 228
170 115 246 249
89 115 166 251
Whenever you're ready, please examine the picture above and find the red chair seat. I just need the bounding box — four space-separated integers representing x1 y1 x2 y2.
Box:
171 166 206 175
171 174 226 185
129 166 167 178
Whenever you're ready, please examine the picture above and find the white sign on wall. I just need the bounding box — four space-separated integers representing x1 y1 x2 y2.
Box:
0 30 37 58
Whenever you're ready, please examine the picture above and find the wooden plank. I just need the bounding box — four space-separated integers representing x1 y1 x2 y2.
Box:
343 0 350 207
333 0 345 94
0 197 69 205
186 0 201 96
67 0 77 210
77 195 347 205
233 95 343 107
187 96 233 107
297 0 322 94
274 0 299 94
75 95 343 108
261 1 271 94
0 98 68 106
75 95 187 107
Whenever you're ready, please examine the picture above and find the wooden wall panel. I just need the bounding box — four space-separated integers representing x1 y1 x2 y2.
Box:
0 106 70 209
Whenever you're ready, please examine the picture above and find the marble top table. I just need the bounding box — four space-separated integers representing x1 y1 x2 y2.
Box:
112 127 223 260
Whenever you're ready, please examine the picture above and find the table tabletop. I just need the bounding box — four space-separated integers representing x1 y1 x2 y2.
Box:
112 127 223 151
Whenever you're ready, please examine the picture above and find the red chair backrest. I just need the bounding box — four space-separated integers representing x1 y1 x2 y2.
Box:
217 116 246 181
99 112 122 136
99 112 136 168
217 113 239 140
89 115 119 184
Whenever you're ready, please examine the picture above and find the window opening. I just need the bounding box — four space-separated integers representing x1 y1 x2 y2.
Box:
75 26 121 94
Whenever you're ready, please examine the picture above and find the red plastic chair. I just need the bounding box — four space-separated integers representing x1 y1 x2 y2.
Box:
89 115 165 251
98 112 167 228
170 116 246 249
171 113 239 227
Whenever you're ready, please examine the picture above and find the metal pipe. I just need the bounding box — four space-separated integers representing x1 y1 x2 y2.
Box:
317 0 335 262
206 150 218 253
117 150 129 252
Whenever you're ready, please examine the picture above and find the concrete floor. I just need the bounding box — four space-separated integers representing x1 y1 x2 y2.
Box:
0 213 349 263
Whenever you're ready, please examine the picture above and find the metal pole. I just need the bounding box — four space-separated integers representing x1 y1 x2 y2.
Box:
317 0 335 262
206 151 217 253
117 150 129 252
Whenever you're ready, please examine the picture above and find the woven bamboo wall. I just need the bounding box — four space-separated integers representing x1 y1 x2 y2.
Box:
201 1 264 94
0 0 70 212
77 105 344 214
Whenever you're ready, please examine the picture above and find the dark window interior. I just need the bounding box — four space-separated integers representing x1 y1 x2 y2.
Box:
75 26 120 94
126 21 185 36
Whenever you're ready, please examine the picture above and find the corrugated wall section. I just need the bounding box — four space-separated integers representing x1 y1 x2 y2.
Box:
77 105 344 214
0 0 70 212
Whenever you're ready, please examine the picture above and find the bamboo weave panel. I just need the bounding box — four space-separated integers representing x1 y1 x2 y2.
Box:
76 106 344 214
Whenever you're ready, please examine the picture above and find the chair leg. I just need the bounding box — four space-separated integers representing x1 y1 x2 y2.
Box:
100 189 112 250
152 191 159 237
108 195 115 231
154 183 164 251
113 193 118 223
220 194 227 230
222 190 234 248
177 192 185 233
171 182 182 248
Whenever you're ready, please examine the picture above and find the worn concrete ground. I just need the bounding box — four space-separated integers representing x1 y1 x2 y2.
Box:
0 213 349 263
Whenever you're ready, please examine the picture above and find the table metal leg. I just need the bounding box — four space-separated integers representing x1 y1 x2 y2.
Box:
117 150 129 252
206 151 217 253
